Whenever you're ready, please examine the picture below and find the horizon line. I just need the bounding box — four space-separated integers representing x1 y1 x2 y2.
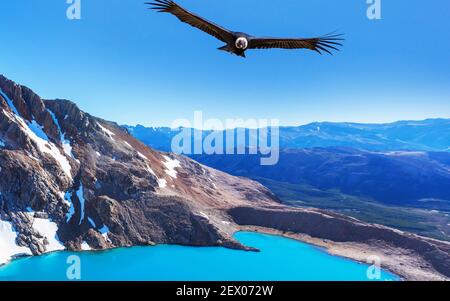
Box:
123 117 450 131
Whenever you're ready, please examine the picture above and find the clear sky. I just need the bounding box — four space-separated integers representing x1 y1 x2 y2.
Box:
1 0 449 127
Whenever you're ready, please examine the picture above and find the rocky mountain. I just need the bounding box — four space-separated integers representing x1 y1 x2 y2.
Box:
1 75 450 280
125 119 450 153
0 74 278 265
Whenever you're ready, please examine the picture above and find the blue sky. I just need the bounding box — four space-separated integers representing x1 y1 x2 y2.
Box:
1 0 449 127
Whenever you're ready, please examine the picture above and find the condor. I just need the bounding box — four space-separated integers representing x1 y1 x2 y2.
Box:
147 0 343 58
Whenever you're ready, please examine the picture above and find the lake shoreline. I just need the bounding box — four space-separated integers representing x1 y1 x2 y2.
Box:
237 225 448 281
0 231 398 281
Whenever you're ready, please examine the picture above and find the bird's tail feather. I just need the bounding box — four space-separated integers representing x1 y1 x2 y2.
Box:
218 45 230 52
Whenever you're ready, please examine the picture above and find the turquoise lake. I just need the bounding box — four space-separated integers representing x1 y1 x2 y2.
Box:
0 232 398 281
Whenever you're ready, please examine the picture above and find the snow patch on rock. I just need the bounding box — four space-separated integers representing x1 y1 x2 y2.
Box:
145 164 156 177
383 151 426 157
0 219 32 265
32 218 65 253
81 241 91 251
28 153 40 162
198 211 210 220
24 120 73 180
88 217 96 228
28 120 48 141
1 91 72 180
0 90 20 116
47 109 75 159
162 155 181 179
97 122 115 141
99 225 111 243
76 184 85 225
140 155 167 189
158 178 167 188
65 191 75 222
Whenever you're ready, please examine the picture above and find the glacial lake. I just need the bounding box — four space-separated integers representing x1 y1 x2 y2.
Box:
0 232 398 281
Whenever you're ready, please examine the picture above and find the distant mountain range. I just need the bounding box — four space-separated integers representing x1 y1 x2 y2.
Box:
124 122 450 206
192 148 450 206
124 119 450 153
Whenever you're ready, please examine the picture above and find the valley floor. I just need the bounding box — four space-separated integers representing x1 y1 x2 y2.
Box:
256 178 450 242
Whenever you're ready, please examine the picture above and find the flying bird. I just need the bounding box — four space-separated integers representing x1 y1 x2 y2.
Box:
146 0 343 58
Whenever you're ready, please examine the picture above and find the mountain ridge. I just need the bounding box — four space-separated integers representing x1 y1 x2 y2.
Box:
125 118 450 153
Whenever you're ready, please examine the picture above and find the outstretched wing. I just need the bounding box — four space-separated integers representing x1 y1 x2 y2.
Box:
146 0 234 43
248 33 344 55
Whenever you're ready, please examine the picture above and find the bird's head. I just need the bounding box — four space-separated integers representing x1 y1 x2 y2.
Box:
235 37 248 50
